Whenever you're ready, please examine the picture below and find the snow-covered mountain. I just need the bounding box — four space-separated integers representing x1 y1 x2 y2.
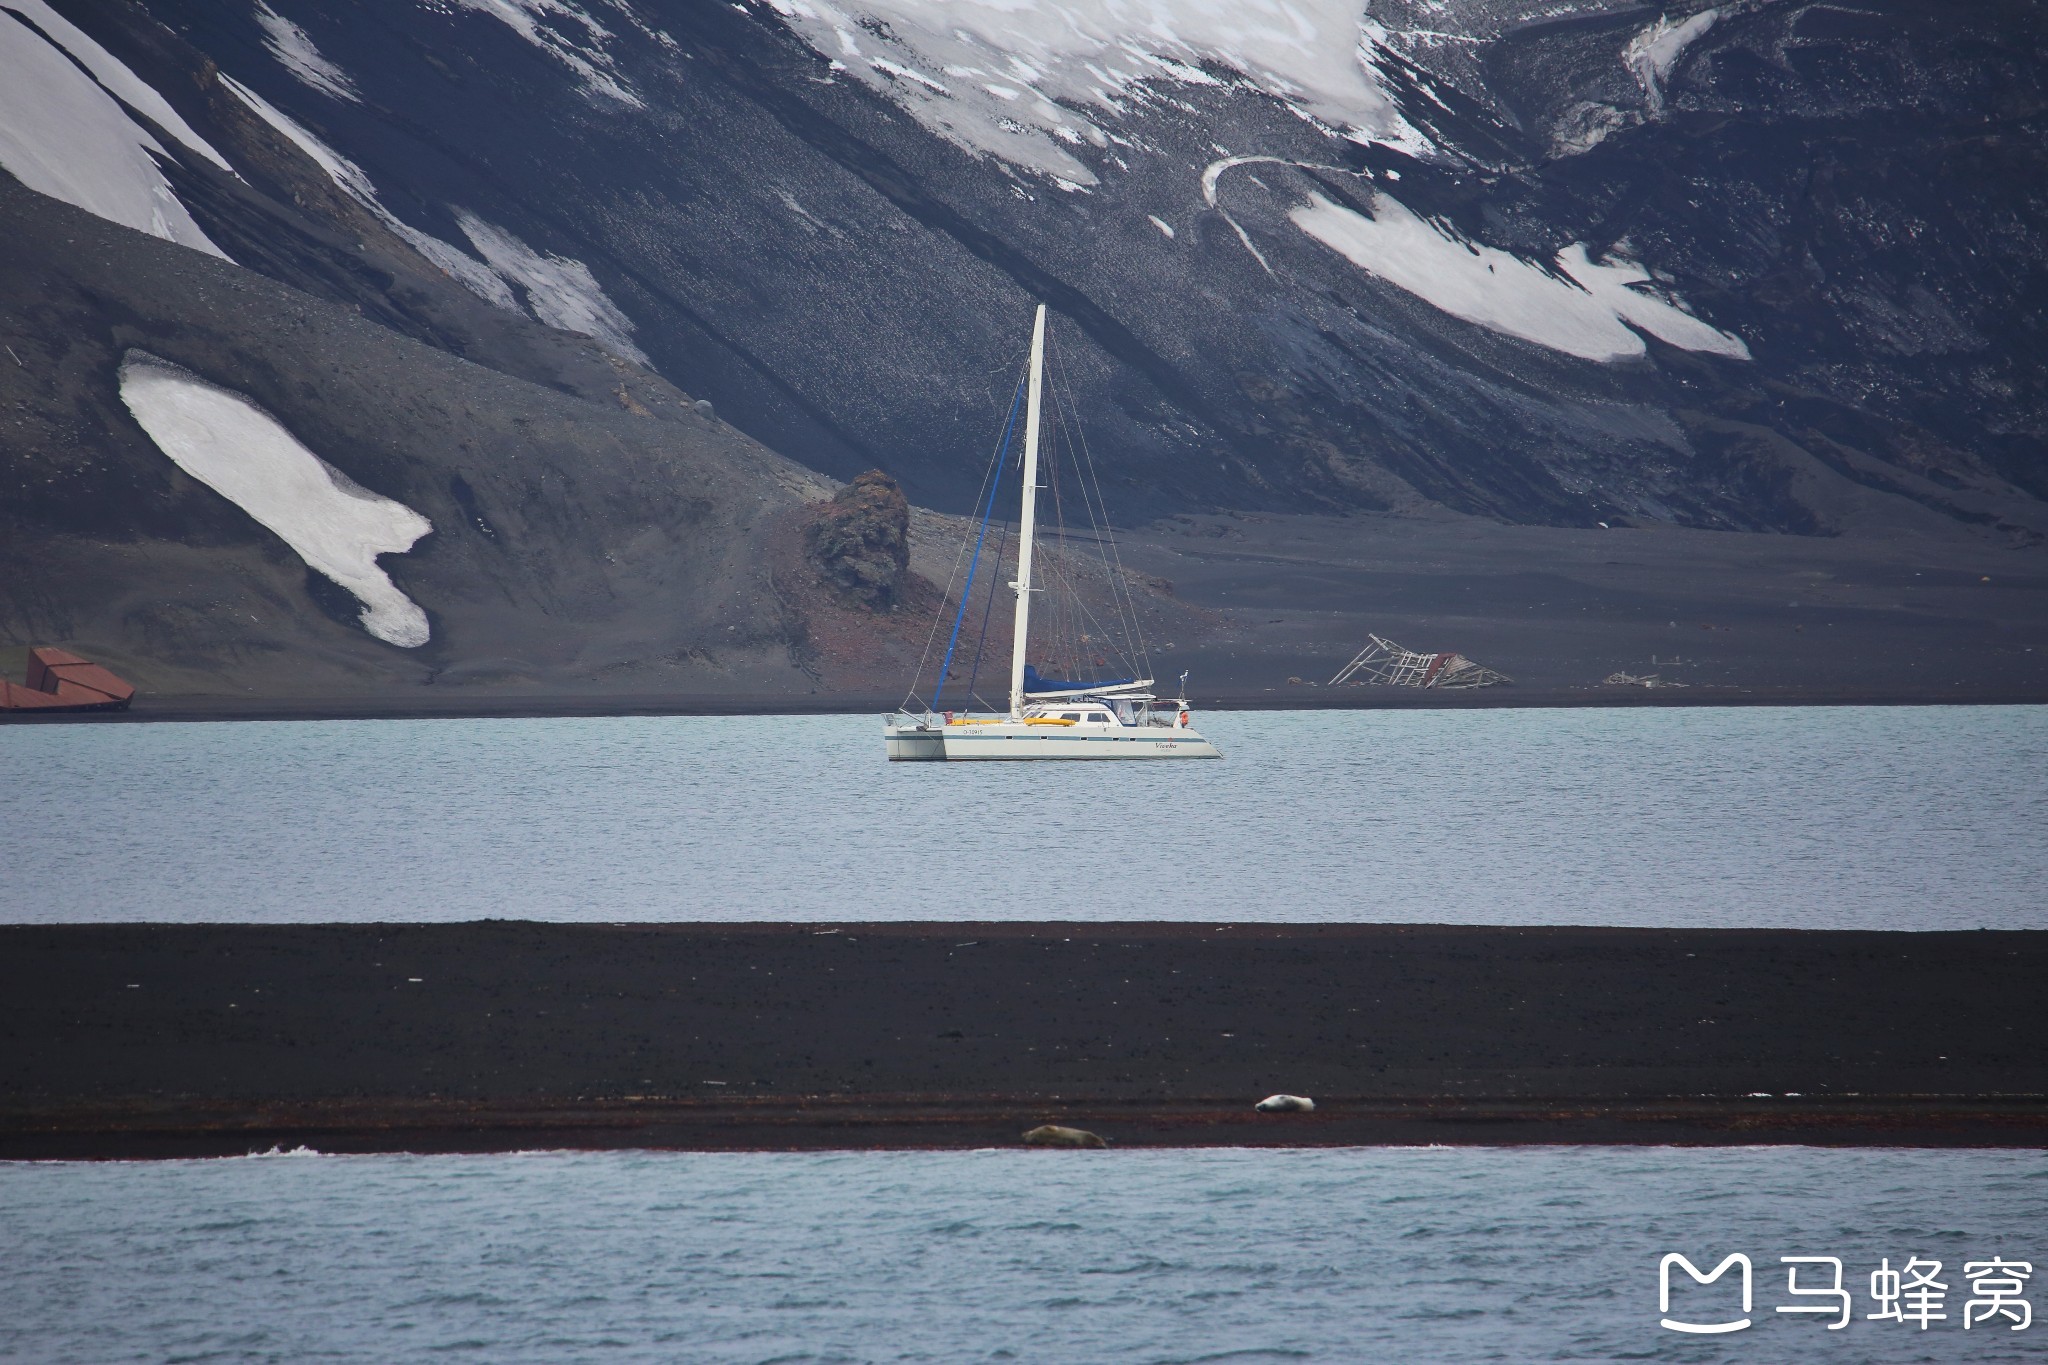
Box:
1 0 2043 692
10 0 2043 526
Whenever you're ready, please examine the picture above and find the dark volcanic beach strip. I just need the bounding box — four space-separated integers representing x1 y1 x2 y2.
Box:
1 687 2044 724
4 923 2044 1157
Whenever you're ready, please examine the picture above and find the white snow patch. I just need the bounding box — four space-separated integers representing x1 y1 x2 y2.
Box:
117 353 435 648
1555 244 1749 359
1547 8 1719 158
5 0 235 170
221 77 516 309
256 2 359 101
1625 8 1719 112
439 0 643 106
1201 152 1299 272
0 10 229 257
404 229 523 313
763 0 1430 183
870 55 949 93
1147 213 1176 238
457 213 649 366
222 76 646 363
1549 99 1634 157
1289 190 1749 363
777 189 829 233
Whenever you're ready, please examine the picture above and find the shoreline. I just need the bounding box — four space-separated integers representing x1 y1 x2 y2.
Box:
15 1095 2045 1160
6 923 2043 1157
4 685 2044 724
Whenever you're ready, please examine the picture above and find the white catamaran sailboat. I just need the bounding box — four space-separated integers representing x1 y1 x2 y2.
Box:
884 305 1221 761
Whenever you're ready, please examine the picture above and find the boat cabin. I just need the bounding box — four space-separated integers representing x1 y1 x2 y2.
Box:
1020 696 1187 728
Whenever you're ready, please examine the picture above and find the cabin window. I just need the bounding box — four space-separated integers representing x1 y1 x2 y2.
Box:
1059 712 1082 722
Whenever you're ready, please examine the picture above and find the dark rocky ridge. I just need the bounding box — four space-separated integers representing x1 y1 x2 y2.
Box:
67 0 2048 534
3 0 2047 699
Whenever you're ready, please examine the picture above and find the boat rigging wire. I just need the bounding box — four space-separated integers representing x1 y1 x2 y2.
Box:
1040 329 1151 684
931 373 1026 710
1051 333 1153 679
901 354 1030 714
900 308 1163 713
962 501 1012 706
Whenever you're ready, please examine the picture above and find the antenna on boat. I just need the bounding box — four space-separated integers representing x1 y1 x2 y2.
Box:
1006 303 1048 720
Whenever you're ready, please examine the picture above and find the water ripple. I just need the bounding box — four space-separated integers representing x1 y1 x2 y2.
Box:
2 707 2042 927
2 1148 2042 1362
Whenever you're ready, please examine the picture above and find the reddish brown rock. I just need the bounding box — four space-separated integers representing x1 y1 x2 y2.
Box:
805 470 911 611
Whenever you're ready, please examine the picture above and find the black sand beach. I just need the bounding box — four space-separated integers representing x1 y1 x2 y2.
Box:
8 502 2047 717
5 686 2044 725
4 924 2043 1157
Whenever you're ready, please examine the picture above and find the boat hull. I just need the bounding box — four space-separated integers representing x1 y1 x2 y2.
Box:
884 720 1221 761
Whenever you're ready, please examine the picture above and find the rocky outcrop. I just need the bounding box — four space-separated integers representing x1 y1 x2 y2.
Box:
805 471 911 612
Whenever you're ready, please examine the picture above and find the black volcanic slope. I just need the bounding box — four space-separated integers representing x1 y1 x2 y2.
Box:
3 923 2043 1155
61 0 2048 528
0 182 833 698
5 0 2047 700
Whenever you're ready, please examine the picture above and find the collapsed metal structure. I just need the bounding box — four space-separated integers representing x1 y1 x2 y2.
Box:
1601 671 1689 689
1329 636 1511 690
0 647 135 712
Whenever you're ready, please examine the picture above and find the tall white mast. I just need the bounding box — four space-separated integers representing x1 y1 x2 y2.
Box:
1007 303 1047 719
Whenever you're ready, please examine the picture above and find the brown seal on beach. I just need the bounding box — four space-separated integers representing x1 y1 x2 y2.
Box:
1022 1124 1107 1148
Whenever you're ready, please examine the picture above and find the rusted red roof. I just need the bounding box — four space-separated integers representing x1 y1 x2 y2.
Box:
1 648 134 711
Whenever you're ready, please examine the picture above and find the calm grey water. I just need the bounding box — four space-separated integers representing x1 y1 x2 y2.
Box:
2 1147 2042 1363
2 706 2043 927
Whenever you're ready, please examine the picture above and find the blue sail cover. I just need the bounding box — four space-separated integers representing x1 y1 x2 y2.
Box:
1022 664 1136 695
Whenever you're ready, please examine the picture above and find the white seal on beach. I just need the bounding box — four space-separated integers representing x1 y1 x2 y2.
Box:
1255 1094 1315 1112
1022 1124 1107 1148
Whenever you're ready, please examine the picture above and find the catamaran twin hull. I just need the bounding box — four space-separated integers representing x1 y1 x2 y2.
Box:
885 719 1221 760
888 303 1222 762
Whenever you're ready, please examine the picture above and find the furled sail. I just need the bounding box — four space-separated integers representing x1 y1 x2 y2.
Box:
1022 664 1140 696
